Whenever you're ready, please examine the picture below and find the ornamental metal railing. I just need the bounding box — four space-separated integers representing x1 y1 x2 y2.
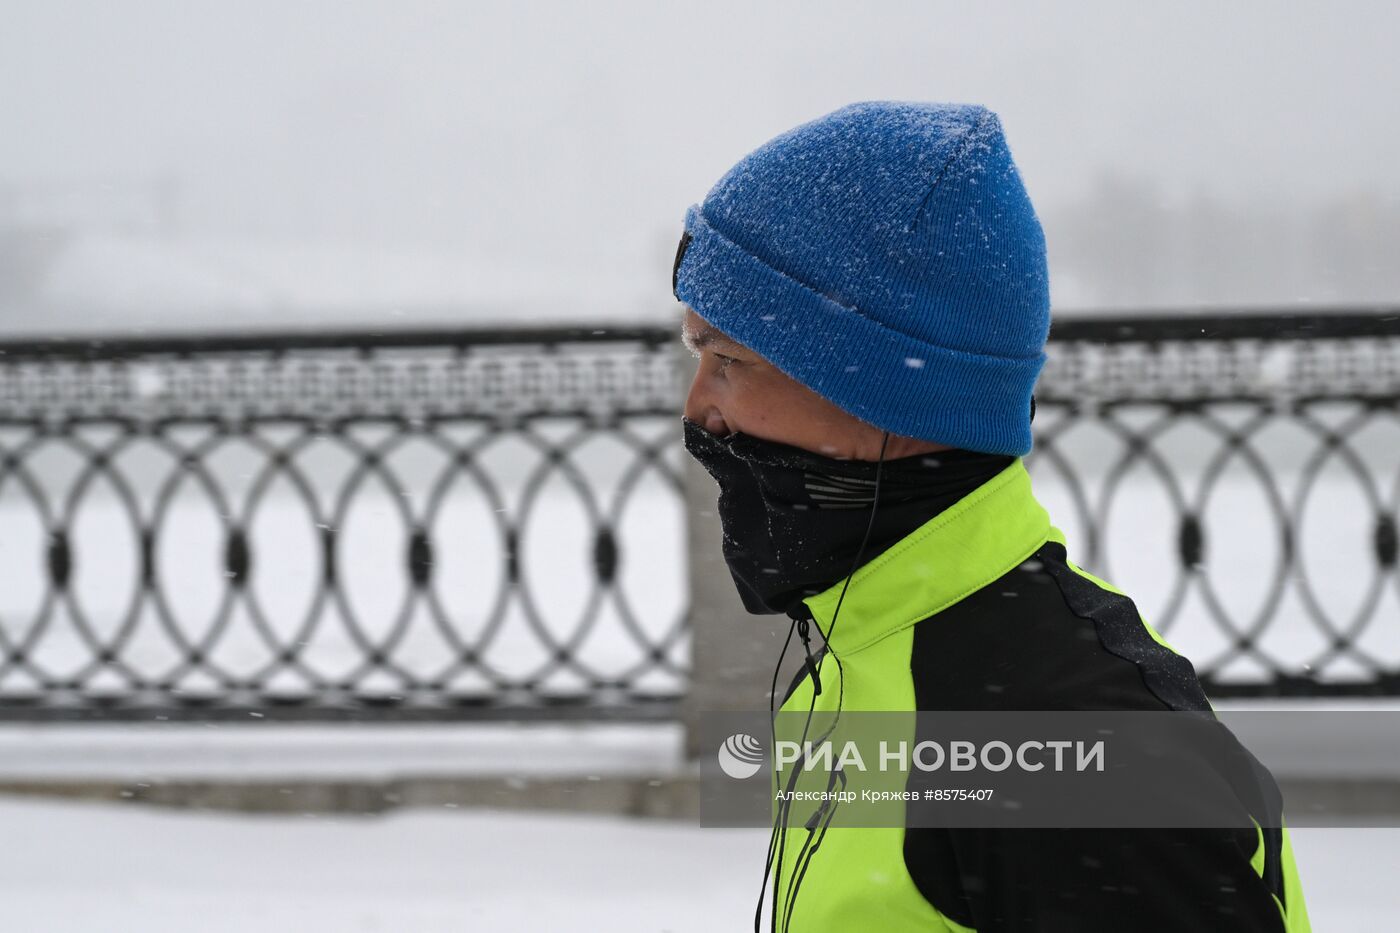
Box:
0 328 688 721
1031 311 1400 698
0 310 1396 721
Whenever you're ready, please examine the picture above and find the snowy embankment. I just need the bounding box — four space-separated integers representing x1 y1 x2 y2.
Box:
0 722 685 781
0 798 1392 932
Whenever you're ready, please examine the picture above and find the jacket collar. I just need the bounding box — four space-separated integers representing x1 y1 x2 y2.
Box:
800 457 1058 655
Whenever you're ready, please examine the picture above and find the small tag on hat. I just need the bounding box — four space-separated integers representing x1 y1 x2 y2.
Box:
672 230 693 300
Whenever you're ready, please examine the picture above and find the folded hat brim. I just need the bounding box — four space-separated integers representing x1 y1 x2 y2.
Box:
675 203 1044 456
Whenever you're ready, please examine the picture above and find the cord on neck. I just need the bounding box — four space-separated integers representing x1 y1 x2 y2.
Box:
755 430 890 933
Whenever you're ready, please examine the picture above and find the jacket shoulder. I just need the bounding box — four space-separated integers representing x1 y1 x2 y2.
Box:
909 539 1212 713
901 540 1296 930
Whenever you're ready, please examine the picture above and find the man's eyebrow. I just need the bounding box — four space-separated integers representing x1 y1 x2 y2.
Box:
680 321 744 355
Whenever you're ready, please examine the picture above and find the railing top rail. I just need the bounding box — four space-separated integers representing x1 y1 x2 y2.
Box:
0 324 677 360
1047 308 1400 343
0 307 1397 360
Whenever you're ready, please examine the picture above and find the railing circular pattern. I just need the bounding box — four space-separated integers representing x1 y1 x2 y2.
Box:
0 314 1396 718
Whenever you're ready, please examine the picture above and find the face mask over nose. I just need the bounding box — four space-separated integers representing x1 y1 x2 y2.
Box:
681 416 1016 616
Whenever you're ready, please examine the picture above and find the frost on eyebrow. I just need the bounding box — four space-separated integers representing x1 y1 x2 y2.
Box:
680 319 746 358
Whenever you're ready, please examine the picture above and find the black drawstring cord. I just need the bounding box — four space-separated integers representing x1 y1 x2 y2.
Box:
756 430 891 932
764 604 826 933
795 616 822 696
782 765 850 932
754 612 800 933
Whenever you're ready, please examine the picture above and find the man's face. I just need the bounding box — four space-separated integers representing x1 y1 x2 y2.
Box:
680 307 952 461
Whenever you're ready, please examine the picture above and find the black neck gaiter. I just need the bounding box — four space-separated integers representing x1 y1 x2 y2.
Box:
681 416 1016 616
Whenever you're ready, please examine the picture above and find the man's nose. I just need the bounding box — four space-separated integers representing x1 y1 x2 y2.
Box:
683 362 729 436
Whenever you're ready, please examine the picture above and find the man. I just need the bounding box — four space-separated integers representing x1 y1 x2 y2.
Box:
673 102 1311 931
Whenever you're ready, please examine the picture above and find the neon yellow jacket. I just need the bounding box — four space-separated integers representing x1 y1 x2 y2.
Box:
771 458 1311 932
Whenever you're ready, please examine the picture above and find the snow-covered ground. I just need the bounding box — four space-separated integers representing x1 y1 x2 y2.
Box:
0 797 1391 931
3 709 1399 783
0 722 686 781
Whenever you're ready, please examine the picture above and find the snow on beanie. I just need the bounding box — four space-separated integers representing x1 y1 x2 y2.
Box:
671 101 1050 457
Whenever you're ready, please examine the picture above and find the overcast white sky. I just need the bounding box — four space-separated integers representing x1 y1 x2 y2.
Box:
2 0 1397 328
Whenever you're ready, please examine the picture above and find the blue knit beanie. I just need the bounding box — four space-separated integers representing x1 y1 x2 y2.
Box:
672 101 1050 457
